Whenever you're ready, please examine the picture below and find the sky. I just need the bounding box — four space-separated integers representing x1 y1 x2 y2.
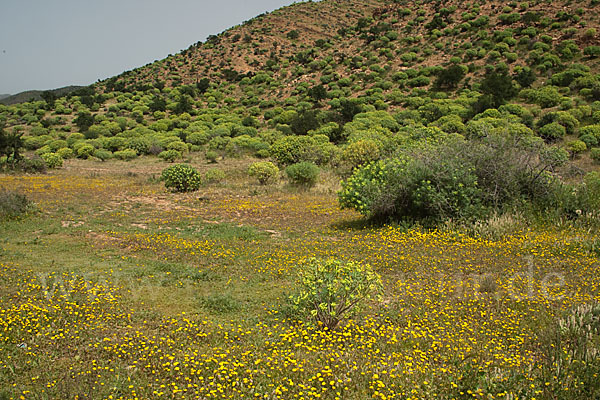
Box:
0 0 302 95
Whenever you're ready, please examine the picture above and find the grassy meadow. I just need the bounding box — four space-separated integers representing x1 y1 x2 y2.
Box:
1 155 599 399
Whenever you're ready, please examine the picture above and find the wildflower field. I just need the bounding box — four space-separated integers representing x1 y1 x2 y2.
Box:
1 157 599 399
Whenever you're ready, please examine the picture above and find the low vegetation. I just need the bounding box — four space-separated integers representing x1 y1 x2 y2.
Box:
2 0 600 397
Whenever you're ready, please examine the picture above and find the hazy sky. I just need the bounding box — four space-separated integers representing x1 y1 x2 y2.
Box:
0 0 302 94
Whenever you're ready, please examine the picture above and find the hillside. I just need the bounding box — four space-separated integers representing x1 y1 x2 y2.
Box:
0 85 84 106
1 0 600 179
100 0 600 103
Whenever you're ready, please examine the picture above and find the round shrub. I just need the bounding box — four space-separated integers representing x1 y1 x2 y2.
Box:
204 168 226 184
579 134 599 148
40 153 63 169
256 149 270 158
67 133 85 146
285 162 320 187
23 135 51 150
288 258 383 330
579 125 600 140
48 139 68 152
56 147 74 159
567 140 586 156
539 122 566 141
126 137 151 155
158 149 182 163
161 164 202 192
533 86 563 108
186 131 210 145
93 149 113 161
76 144 95 159
113 149 138 161
538 111 579 135
342 140 381 170
35 145 52 156
248 161 279 185
167 140 189 153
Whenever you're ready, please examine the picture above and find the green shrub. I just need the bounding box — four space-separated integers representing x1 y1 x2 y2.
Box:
187 131 210 145
538 111 579 135
0 190 33 220
56 147 74 159
158 149 182 163
166 140 189 153
126 137 151 155
269 135 335 166
339 134 566 222
76 143 95 159
40 152 63 168
288 258 383 330
23 135 50 150
530 86 563 108
113 149 138 161
285 162 320 187
341 140 381 170
580 134 598 148
256 149 270 158
579 125 600 140
584 46 600 58
161 164 202 192
204 168 226 184
17 156 47 173
48 139 68 152
590 148 600 163
35 145 52 156
93 149 113 161
539 122 566 141
248 161 279 185
567 140 587 156
339 154 483 221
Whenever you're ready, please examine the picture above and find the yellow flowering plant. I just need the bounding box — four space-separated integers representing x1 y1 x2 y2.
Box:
290 258 383 330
